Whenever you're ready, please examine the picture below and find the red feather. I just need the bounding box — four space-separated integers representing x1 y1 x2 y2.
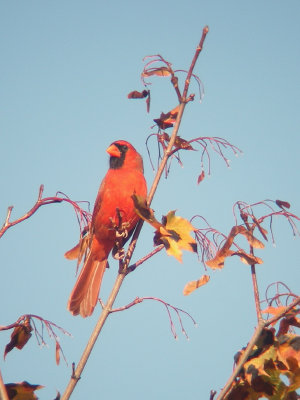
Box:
66 140 147 317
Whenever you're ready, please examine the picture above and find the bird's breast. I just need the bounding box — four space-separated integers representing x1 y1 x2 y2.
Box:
91 168 147 241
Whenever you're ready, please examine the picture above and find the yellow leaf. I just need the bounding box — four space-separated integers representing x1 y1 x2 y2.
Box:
5 381 44 400
183 275 210 295
132 197 197 262
155 211 197 262
142 67 171 77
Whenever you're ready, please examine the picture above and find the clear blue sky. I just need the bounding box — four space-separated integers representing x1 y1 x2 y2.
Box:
1 1 300 399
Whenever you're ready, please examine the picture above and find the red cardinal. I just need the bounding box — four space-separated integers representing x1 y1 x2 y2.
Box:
65 140 147 317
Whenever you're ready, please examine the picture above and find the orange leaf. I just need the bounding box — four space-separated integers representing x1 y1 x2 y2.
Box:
183 275 210 295
262 306 287 317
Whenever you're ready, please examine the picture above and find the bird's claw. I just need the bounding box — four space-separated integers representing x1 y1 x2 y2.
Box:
112 248 125 260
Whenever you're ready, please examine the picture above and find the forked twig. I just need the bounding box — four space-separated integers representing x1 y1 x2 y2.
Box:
109 296 197 339
0 185 91 239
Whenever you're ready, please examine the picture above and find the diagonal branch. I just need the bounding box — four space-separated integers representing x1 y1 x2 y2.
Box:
61 28 209 400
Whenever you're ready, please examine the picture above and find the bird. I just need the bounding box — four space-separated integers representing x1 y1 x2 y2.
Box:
65 140 147 317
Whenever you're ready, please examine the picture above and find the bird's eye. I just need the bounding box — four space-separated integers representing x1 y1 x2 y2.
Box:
121 145 128 151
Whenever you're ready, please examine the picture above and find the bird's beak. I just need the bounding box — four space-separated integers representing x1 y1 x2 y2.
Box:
106 143 121 158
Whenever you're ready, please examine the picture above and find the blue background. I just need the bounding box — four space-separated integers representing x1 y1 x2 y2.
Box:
1 1 299 399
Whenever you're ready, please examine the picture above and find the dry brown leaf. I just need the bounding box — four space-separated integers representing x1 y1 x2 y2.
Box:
127 90 149 99
4 318 32 359
237 226 265 249
232 250 263 265
142 67 171 77
55 342 60 366
174 136 194 151
205 249 234 269
183 275 210 295
206 225 264 269
153 105 181 129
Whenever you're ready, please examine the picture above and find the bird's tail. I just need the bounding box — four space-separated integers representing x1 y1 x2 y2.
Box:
67 252 107 317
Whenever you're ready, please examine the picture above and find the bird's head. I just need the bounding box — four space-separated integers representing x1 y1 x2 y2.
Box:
106 140 144 172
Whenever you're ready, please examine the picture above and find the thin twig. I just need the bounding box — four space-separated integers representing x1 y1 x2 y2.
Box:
182 26 209 100
242 219 262 323
110 296 197 339
0 185 91 239
127 245 164 273
250 263 262 323
210 390 217 400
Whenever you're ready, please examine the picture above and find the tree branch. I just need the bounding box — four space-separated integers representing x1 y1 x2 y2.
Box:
60 29 209 400
61 273 126 400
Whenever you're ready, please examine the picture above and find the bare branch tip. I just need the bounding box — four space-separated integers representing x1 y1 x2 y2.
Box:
38 184 44 199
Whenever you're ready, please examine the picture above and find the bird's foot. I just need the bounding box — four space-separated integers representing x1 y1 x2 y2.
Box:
112 247 125 260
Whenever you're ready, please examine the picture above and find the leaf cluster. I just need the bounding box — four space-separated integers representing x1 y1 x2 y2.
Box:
229 325 300 400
